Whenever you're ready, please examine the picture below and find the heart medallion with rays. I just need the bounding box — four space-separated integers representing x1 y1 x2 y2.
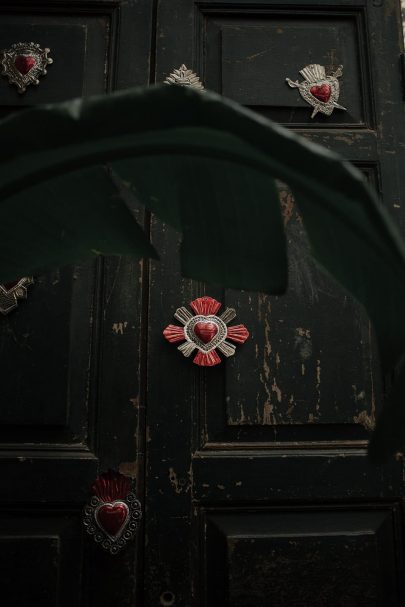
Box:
163 296 249 366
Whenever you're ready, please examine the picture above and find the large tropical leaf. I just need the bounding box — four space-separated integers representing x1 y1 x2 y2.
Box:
368 355 405 462
0 84 405 459
114 154 285 292
0 165 156 279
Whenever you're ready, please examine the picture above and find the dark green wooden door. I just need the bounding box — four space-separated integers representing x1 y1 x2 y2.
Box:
145 1 405 606
0 2 152 606
1 1 405 606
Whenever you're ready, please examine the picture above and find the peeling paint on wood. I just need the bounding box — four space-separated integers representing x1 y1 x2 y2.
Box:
168 466 192 494
119 461 137 478
353 410 375 430
112 321 128 335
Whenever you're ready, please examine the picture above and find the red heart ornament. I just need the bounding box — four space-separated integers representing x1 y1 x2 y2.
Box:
194 321 218 344
96 501 129 537
14 55 36 75
310 83 332 103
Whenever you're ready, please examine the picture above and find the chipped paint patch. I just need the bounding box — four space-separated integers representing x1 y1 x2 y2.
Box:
112 321 128 335
119 461 137 478
295 328 312 360
259 369 274 422
237 403 247 424
287 394 295 417
353 410 375 430
247 49 271 61
352 385 366 403
296 327 311 338
316 360 321 384
272 378 282 402
168 467 182 494
280 189 294 226
168 466 192 494
263 401 276 424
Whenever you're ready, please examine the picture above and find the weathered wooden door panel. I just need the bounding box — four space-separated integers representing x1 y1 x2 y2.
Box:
146 1 405 605
0 264 95 444
202 264 378 445
0 12 112 115
1 1 405 605
203 505 403 606
145 227 405 606
144 222 196 606
203 10 372 127
0 510 84 607
0 2 152 605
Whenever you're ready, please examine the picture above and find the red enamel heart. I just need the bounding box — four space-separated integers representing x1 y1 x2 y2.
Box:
194 321 218 344
96 501 129 537
14 55 36 75
310 83 331 103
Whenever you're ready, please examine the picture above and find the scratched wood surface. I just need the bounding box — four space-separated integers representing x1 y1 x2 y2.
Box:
225 187 378 430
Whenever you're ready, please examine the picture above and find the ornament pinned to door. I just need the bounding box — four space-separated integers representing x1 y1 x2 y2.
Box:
163 296 249 367
164 64 204 90
0 277 34 315
83 470 142 555
286 63 347 119
1 42 53 93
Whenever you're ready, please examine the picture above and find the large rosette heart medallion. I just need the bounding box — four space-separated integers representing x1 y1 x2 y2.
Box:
163 296 249 366
83 470 142 555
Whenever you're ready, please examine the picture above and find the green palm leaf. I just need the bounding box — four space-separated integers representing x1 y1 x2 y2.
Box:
0 84 404 460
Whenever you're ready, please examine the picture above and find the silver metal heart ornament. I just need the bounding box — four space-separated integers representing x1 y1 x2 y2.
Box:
286 63 347 119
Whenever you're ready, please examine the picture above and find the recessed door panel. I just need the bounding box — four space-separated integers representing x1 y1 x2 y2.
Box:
0 264 95 445
203 507 402 606
0 510 83 607
199 8 372 127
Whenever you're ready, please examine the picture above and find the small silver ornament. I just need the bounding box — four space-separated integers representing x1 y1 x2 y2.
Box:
164 64 204 90
286 63 346 119
1 42 53 93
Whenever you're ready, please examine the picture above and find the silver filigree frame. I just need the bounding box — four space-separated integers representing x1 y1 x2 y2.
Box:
0 277 34 315
1 42 53 93
83 492 142 555
184 314 227 353
174 307 239 359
